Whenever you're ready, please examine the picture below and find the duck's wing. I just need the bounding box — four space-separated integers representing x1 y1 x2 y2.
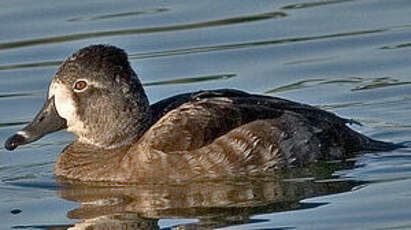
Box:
127 89 396 181
149 89 350 125
144 89 367 153
150 89 254 124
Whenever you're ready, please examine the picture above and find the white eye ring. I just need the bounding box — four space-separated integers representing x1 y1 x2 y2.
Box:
73 79 89 93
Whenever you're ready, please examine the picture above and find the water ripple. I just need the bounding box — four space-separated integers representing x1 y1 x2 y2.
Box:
281 0 357 10
67 8 169 22
265 76 411 94
0 28 388 71
5 22 411 72
0 91 42 98
351 77 411 91
0 61 61 71
381 42 411 50
0 121 29 128
285 56 336 65
144 73 235 86
0 11 286 50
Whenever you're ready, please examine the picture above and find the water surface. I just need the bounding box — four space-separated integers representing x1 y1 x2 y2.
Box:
1 0 411 229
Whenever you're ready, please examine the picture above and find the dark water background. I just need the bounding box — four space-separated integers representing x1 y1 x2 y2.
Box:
1 0 411 229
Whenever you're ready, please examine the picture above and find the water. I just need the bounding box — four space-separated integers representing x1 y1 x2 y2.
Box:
1 0 411 229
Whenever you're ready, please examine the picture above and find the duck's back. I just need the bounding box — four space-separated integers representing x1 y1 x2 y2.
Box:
128 89 395 179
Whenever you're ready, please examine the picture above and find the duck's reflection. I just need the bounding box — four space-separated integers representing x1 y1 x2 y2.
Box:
57 162 360 230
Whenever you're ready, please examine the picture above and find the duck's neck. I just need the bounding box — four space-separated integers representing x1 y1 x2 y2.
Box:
77 110 152 150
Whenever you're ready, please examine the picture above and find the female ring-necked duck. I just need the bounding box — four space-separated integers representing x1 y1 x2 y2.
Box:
4 45 397 183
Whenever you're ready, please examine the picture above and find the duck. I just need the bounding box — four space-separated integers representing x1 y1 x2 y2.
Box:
4 44 397 184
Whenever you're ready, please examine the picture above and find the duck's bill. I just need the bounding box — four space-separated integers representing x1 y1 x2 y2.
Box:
4 96 67 151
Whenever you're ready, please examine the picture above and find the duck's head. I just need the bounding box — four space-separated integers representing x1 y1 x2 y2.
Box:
5 45 151 150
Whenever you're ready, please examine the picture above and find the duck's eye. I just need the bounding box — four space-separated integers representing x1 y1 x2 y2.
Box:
73 80 88 92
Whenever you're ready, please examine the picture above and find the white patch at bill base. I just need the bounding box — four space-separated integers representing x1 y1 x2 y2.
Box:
48 80 86 135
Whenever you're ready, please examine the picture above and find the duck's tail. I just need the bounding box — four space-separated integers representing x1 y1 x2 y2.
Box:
362 138 405 152
339 123 405 154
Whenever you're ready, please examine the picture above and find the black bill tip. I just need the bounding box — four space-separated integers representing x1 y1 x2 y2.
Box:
4 134 26 151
